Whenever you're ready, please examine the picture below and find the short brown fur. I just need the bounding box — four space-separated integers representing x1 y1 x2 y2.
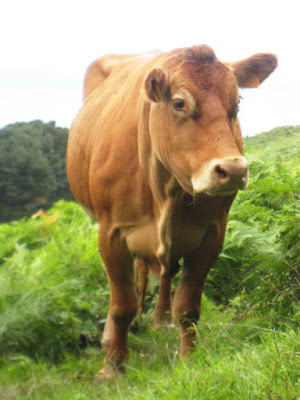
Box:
67 45 277 379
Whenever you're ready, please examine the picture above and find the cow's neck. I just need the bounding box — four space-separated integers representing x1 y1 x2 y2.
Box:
137 101 191 275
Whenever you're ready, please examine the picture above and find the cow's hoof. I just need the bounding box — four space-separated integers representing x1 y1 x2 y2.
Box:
100 339 111 352
153 322 175 329
153 313 175 329
152 318 175 329
93 367 119 384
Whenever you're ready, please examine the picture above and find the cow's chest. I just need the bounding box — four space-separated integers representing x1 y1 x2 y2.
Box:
124 195 224 266
125 217 207 259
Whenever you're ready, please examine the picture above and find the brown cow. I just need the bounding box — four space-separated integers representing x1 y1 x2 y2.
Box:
67 45 277 379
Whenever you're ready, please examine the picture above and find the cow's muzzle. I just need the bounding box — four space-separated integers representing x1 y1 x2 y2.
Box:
192 157 249 196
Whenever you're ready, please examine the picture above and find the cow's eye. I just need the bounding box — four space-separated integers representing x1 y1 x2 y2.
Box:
172 98 187 112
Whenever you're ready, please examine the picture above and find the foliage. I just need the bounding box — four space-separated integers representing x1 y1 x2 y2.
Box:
0 201 107 359
0 121 73 222
0 125 299 397
205 127 300 322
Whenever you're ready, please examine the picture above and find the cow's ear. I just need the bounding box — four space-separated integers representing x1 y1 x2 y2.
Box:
145 69 168 102
230 54 277 88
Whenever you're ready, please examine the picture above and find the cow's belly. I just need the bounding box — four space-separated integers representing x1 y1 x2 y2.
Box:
124 219 208 261
125 221 159 259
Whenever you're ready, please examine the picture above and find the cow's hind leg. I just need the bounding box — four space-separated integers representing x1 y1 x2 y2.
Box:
134 258 149 327
153 276 174 328
95 229 138 380
133 259 176 329
174 224 225 355
134 259 177 329
153 262 179 328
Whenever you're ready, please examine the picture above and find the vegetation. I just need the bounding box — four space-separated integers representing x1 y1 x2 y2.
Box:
0 309 298 399
0 121 73 222
0 125 299 399
206 127 300 320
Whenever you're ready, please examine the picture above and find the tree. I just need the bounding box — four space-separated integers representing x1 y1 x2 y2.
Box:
0 121 73 222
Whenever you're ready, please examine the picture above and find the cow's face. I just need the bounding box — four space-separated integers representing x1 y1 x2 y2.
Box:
144 45 277 196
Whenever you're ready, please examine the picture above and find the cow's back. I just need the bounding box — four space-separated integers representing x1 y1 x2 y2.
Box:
83 52 159 100
67 53 159 218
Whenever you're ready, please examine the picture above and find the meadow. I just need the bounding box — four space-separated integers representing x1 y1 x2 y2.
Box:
0 126 299 399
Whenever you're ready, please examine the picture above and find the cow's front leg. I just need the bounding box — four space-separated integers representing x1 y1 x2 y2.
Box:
96 230 138 381
173 267 205 355
101 312 113 350
174 224 225 355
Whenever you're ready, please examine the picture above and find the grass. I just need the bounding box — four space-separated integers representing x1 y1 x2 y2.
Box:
0 302 299 399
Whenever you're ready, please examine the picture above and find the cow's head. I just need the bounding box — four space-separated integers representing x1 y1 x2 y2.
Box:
144 45 277 196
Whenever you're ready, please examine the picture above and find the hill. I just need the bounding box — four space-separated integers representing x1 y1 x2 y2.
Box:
244 125 300 162
0 126 299 399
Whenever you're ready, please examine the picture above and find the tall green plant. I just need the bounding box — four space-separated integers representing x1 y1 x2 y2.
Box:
205 149 300 322
0 201 107 358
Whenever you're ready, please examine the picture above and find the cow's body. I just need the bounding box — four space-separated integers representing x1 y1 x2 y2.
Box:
67 45 277 379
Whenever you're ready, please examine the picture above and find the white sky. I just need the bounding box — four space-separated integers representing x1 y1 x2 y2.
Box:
0 0 299 136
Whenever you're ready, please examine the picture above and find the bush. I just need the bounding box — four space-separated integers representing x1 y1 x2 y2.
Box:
0 201 107 359
205 156 300 323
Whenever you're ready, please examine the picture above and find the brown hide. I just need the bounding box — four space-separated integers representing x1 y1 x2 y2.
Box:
67 45 277 379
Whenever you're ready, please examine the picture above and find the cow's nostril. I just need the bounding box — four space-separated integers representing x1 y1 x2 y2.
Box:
215 165 227 180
